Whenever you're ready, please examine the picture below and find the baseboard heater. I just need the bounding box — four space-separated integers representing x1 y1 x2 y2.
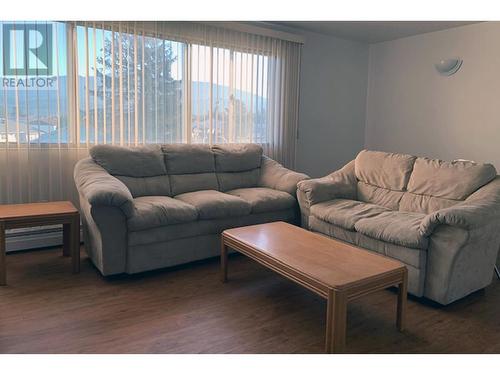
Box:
5 225 82 253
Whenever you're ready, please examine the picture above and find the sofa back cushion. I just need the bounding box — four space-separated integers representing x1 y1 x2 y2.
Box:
90 145 171 197
355 150 416 190
212 144 263 191
90 143 268 197
354 149 498 214
162 144 219 195
406 158 496 200
400 157 497 213
354 150 416 209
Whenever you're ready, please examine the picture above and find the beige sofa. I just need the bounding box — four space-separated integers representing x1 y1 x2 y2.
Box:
297 150 500 305
74 143 308 276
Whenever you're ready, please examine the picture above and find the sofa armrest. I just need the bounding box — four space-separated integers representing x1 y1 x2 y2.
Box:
258 156 309 196
296 160 357 207
420 176 500 236
74 157 135 218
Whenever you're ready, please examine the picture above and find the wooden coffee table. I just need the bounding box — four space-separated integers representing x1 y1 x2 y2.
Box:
0 201 80 285
221 221 407 353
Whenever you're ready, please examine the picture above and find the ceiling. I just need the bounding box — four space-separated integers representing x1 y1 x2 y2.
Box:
273 21 481 43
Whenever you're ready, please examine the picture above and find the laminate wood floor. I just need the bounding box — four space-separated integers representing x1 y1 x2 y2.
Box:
0 247 499 353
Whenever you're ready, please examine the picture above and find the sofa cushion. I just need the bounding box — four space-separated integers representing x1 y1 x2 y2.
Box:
406 157 497 200
90 144 167 177
217 169 260 192
354 211 428 249
310 199 390 231
162 144 219 195
226 187 295 214
308 216 427 297
162 144 215 174
357 181 404 210
128 196 198 231
399 192 458 214
170 173 219 196
128 209 297 246
212 144 263 192
355 150 416 191
212 143 263 172
308 216 427 270
115 175 171 197
175 190 251 219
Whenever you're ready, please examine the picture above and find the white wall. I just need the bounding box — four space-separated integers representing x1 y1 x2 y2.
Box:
296 31 369 177
365 22 500 169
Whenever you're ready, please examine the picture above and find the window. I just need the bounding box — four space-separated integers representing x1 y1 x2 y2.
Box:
0 22 68 144
75 24 185 145
0 21 301 204
190 44 268 144
0 22 275 147
74 26 271 146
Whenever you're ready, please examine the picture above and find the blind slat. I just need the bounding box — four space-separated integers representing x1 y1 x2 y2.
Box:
0 20 301 205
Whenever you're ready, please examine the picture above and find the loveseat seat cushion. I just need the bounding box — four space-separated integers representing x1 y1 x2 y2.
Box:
309 216 427 270
226 187 296 214
308 216 427 296
354 211 428 249
128 196 198 231
310 199 390 231
175 190 251 219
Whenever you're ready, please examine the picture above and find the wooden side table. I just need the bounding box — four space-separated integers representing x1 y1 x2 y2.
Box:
0 201 80 285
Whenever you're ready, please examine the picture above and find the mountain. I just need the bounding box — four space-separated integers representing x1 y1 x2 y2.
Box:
0 76 267 119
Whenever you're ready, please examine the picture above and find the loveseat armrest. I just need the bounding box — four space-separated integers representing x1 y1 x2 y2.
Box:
296 160 357 207
74 157 135 218
420 176 500 236
258 156 309 196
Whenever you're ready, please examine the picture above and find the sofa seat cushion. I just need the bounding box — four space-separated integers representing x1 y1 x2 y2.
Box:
128 209 297 246
354 211 428 249
310 199 390 231
226 187 295 214
175 190 251 219
128 196 198 231
308 216 426 296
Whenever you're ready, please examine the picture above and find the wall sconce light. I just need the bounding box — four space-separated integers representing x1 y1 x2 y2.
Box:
435 58 463 76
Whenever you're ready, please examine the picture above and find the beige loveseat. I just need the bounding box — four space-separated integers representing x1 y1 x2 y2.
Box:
74 143 308 276
297 150 500 305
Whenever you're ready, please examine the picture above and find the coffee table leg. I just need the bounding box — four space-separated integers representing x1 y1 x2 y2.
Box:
397 268 408 332
70 215 80 274
221 240 228 283
0 221 6 285
325 289 347 353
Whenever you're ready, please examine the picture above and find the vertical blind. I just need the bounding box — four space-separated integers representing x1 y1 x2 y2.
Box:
0 21 302 204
